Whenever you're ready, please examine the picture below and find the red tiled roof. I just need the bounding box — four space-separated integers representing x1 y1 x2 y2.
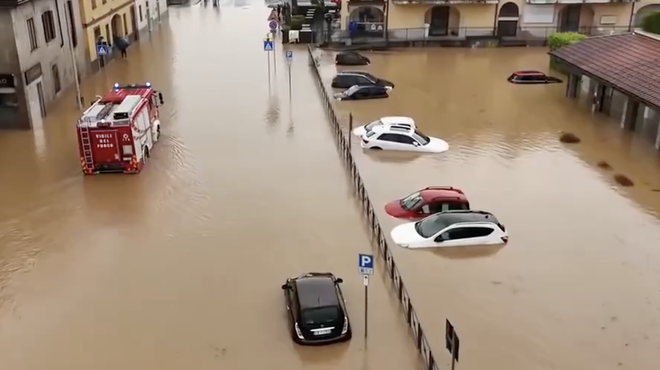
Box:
549 32 660 110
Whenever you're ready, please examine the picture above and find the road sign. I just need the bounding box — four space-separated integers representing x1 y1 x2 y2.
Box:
269 21 278 30
97 44 109 57
263 39 273 51
446 319 460 369
358 253 374 275
286 51 293 61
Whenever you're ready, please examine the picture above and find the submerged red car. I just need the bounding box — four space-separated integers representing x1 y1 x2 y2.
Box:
384 186 470 220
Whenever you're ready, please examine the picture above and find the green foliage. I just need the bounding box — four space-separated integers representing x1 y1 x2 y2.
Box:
547 32 587 51
288 15 305 31
642 12 660 34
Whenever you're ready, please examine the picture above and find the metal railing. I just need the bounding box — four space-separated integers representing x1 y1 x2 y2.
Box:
322 25 632 44
306 44 440 370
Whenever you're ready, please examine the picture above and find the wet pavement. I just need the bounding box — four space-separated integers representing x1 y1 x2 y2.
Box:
319 48 660 370
0 4 423 370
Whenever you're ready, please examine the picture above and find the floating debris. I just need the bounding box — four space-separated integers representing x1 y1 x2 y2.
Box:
559 132 581 143
614 174 634 187
597 161 612 170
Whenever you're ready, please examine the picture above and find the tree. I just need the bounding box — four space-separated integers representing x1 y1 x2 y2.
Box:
547 32 587 51
642 12 660 34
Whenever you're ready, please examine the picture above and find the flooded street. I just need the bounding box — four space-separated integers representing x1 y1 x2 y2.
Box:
320 49 660 370
0 4 423 370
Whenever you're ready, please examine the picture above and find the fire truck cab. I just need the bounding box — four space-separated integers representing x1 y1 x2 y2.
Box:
77 82 164 174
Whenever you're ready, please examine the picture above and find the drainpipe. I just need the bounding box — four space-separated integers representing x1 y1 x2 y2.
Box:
492 1 499 37
384 0 390 43
628 0 636 32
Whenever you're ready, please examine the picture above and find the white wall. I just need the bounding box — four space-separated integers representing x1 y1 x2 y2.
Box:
134 0 168 33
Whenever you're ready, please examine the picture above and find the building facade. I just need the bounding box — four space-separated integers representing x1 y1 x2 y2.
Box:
0 0 87 130
339 0 660 41
133 0 168 38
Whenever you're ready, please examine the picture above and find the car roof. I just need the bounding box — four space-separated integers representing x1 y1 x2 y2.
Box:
370 124 413 135
294 275 339 310
512 70 545 76
379 116 414 126
420 210 500 233
419 186 468 203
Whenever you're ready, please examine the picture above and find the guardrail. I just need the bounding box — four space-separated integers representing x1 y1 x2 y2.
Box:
306 45 440 370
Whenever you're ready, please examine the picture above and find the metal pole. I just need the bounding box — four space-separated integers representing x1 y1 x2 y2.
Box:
63 0 82 109
273 34 277 74
267 50 271 83
364 274 369 340
288 63 292 100
451 330 457 370
348 113 353 148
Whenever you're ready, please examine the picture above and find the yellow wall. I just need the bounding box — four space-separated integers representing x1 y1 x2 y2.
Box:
387 3 496 29
79 0 135 62
585 3 632 28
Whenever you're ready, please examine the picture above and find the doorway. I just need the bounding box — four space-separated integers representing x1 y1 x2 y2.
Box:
559 5 581 32
26 79 45 128
147 2 153 32
496 2 519 37
130 5 139 40
429 6 449 36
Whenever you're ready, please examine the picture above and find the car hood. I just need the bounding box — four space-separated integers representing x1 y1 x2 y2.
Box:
390 222 426 248
384 200 411 219
425 138 449 153
352 125 368 137
377 79 394 88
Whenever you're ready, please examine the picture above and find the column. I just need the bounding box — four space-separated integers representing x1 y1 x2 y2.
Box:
566 74 579 99
620 97 639 131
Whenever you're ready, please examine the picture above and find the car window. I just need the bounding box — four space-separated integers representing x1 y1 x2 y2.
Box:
415 214 451 238
301 306 340 325
446 227 493 240
360 73 377 82
356 76 373 85
397 135 416 145
400 191 423 211
365 130 377 138
365 120 383 131
446 202 468 211
412 130 430 145
345 85 360 95
428 202 444 213
376 133 398 142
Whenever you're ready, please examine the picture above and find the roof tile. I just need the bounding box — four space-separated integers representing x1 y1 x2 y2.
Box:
550 33 660 110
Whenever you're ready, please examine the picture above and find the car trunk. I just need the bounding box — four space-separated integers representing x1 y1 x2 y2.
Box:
300 307 342 338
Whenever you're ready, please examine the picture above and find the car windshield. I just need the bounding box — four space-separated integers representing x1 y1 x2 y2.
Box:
412 130 430 145
400 192 423 210
345 85 360 95
301 306 340 325
365 120 383 131
413 214 449 238
360 73 377 82
365 130 377 138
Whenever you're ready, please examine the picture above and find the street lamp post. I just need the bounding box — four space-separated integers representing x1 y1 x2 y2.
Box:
63 0 83 110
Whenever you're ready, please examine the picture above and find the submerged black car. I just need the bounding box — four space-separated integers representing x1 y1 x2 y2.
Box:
508 71 563 84
331 71 394 89
334 85 389 101
281 272 352 345
335 51 370 66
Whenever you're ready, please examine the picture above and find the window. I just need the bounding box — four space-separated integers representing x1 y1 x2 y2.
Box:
395 135 416 145
123 14 128 37
52 64 61 93
105 24 111 45
412 130 430 145
27 18 38 51
359 73 376 82
301 307 340 325
66 1 77 47
356 76 373 85
139 5 143 22
0 93 19 108
443 227 493 241
400 192 423 211
91 0 97 9
93 26 101 42
42 10 57 43
375 133 398 142
445 202 469 211
365 130 377 138
427 202 444 214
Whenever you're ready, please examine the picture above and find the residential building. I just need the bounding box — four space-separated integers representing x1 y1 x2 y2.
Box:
133 0 168 39
338 0 660 41
0 0 87 129
79 0 138 72
550 30 660 151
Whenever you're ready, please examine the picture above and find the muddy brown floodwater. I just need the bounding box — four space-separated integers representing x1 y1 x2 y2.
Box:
318 48 660 370
0 4 424 370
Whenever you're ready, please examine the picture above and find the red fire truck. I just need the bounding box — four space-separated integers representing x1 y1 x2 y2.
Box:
77 82 164 175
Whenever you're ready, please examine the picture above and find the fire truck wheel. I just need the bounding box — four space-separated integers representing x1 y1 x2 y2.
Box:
143 146 150 160
156 125 161 140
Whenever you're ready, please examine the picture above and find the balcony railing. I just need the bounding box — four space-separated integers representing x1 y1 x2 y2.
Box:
393 0 497 4
323 25 631 44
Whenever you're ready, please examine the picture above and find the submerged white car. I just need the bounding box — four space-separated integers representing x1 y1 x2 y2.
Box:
390 210 508 249
360 125 449 153
352 116 416 137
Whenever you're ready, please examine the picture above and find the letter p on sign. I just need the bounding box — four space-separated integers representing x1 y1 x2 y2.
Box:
358 253 374 275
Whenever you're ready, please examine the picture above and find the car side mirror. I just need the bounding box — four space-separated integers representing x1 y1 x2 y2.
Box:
281 284 288 290
158 92 164 105
412 141 420 146
336 278 343 283
434 235 445 242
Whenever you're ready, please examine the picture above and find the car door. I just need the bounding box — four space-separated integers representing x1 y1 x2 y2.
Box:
395 134 423 152
386 133 415 151
373 133 399 150
433 225 495 247
336 75 354 88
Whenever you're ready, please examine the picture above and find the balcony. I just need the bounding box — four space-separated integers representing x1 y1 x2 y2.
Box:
392 0 497 5
0 0 30 7
526 0 634 4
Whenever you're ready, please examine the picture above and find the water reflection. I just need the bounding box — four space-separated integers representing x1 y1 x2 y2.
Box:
429 245 504 260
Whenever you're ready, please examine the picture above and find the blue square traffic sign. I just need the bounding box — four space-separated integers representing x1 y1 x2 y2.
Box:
263 40 273 51
97 44 109 57
358 253 374 275
286 51 293 60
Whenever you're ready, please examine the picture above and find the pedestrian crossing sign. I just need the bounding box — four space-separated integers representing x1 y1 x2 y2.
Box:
263 40 273 51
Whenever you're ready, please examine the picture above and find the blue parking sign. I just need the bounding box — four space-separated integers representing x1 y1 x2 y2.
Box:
358 253 374 275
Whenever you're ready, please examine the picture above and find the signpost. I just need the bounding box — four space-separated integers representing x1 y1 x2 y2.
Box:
358 253 374 339
445 319 460 370
286 50 293 100
96 44 109 72
264 38 273 82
